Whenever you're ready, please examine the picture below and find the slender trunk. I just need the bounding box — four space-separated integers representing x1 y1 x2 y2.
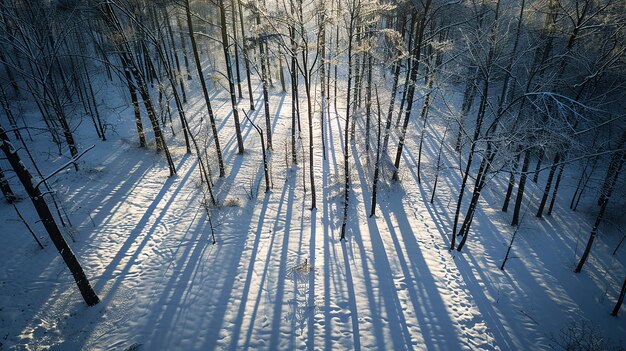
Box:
340 9 356 242
370 89 382 217
455 72 478 151
547 161 565 215
364 52 373 153
571 155 598 210
77 39 106 140
319 9 327 160
612 278 626 316
502 151 521 212
392 2 431 181
396 16 417 128
501 223 521 271
382 57 402 153
305 82 316 209
0 86 21 141
236 0 255 110
532 152 544 183
0 164 16 203
431 122 449 204
230 0 243 99
175 16 192 80
417 73 435 183
536 153 560 218
512 151 530 226
598 129 626 205
164 7 187 103
184 0 225 177
219 0 245 154
255 30 273 151
124 68 147 148
100 3 175 175
0 125 100 306
333 1 340 109
243 111 270 193
450 74 491 249
0 47 19 96
456 147 496 251
576 146 625 272
154 23 192 154
290 25 298 165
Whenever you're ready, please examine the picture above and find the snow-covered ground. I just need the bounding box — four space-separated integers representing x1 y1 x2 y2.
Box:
1 73 624 350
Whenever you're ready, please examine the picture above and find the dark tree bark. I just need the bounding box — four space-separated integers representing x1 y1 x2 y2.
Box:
536 153 561 218
370 89 382 217
512 151 530 226
575 148 624 273
236 0 255 110
547 161 565 215
318 7 327 160
0 125 99 306
184 0 225 177
612 277 626 317
381 16 406 153
502 151 520 212
219 0 245 154
392 1 431 181
0 164 16 203
253 2 273 151
175 15 192 80
123 68 147 148
230 0 243 99
163 7 187 103
243 111 270 193
396 16 417 128
340 0 357 242
99 2 176 176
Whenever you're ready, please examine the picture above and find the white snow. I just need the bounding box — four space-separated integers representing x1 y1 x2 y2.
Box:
0 74 624 351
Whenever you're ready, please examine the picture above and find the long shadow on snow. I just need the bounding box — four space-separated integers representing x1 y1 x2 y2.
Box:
93 155 193 293
379 195 464 350
352 149 416 350
404 137 520 349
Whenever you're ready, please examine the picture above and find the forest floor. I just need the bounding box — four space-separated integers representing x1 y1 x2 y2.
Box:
1 71 625 350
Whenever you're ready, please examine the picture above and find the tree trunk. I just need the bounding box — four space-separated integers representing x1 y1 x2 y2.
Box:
382 15 405 153
612 277 626 317
236 0 255 110
219 0 245 154
370 89 382 217
124 68 147 148
575 150 624 273
417 72 435 183
163 7 187 103
430 122 449 204
99 2 176 176
256 27 273 151
396 16 417 128
0 125 100 306
512 150 530 226
290 22 299 165
547 161 565 215
175 16 192 80
536 153 560 218
184 0 225 177
230 0 243 99
364 52 373 153
0 164 16 203
502 151 520 212
319 8 327 160
340 5 356 242
392 2 431 181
